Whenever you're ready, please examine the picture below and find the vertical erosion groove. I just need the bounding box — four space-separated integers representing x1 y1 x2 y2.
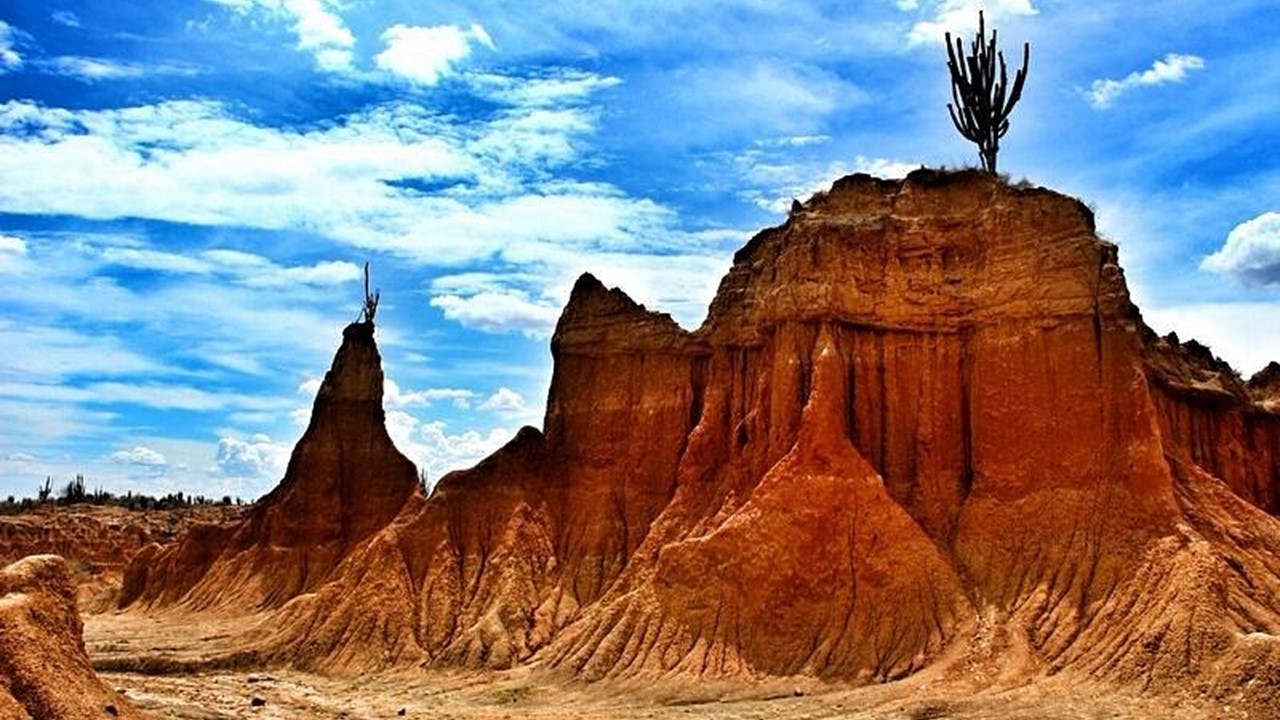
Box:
959 327 975 500
688 356 708 436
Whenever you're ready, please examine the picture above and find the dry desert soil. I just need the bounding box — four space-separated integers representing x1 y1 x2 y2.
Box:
85 611 1256 720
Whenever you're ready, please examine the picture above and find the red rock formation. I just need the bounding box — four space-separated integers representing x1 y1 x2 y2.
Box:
0 505 242 611
0 555 145 719
130 170 1280 712
1145 333 1280 513
120 321 421 611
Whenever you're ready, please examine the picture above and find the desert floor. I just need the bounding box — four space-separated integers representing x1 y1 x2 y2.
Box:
85 612 1253 720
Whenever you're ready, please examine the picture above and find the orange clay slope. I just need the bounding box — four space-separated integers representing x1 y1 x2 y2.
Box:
123 169 1280 711
0 555 145 719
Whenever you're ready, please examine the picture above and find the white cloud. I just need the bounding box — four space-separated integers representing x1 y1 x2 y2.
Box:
470 69 623 108
0 322 166 381
738 155 920 214
110 446 169 478
1201 212 1280 286
659 61 862 146
100 245 361 287
1144 302 1280 377
0 379 293 414
0 98 665 266
212 433 289 479
385 411 513 485
430 290 562 339
907 0 1037 48
1085 54 1205 109
429 237 735 335
110 446 168 467
51 11 81 28
0 234 25 273
0 234 24 255
85 382 288 412
376 24 494 86
0 21 21 72
41 57 199 82
383 379 477 409
478 387 526 413
4 453 35 462
209 0 355 71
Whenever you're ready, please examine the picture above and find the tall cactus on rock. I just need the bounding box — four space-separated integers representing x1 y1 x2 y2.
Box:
945 11 1029 173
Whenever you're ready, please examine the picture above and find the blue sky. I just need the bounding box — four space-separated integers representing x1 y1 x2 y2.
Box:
0 0 1277 500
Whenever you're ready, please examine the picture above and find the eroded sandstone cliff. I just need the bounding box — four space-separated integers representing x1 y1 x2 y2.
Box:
123 170 1280 711
120 321 421 611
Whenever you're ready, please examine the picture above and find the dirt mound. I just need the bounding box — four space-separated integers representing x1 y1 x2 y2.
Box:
130 171 1280 711
0 554 144 718
119 321 421 611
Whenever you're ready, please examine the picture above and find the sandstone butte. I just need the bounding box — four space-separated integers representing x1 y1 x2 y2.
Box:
117 170 1280 711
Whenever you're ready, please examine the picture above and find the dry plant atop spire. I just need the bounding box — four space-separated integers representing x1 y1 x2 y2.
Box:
945 11 1029 173
360 261 380 324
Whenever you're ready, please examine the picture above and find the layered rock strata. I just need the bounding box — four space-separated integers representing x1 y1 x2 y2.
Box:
125 171 1280 711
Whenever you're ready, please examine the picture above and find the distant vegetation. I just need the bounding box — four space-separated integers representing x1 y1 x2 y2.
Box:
0 474 242 515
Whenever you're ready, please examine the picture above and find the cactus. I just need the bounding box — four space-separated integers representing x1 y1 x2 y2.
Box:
945 11 1030 173
360 261 381 324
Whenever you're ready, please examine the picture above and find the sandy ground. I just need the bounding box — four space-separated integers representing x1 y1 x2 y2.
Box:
84 612 1255 720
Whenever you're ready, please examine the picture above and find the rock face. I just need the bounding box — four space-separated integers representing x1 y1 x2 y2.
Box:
0 555 144 719
119 321 421 611
127 171 1280 710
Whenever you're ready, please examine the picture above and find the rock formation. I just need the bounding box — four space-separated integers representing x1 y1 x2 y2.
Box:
0 555 144 719
0 505 242 612
119 321 421 611
124 170 1280 711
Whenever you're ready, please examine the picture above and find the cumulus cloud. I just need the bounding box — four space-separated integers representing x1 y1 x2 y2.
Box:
429 290 562 339
110 446 169 477
0 21 21 72
478 387 526 413
376 24 494 86
1201 212 1280 286
209 0 355 71
383 379 477 409
1085 54 1205 109
906 0 1038 47
212 433 289 479
385 411 513 485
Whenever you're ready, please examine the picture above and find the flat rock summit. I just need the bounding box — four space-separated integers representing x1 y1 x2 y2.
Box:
119 170 1280 711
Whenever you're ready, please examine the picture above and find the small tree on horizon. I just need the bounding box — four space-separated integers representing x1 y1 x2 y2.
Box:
944 11 1030 173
